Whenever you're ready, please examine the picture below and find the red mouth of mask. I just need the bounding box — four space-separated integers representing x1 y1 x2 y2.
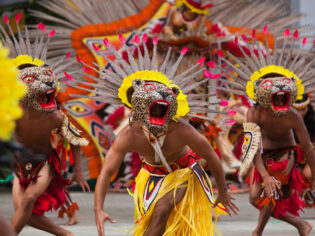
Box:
271 91 290 111
38 89 57 110
149 100 170 126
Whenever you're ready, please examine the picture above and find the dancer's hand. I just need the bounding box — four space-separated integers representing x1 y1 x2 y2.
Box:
263 176 281 197
214 191 239 216
72 170 90 192
95 209 116 236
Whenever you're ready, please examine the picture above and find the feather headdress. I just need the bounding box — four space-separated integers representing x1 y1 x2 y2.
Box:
0 13 77 82
72 34 229 119
209 27 315 101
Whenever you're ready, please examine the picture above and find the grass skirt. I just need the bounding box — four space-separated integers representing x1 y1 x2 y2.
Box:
132 166 225 236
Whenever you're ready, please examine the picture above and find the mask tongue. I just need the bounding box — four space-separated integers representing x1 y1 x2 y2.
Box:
142 125 172 172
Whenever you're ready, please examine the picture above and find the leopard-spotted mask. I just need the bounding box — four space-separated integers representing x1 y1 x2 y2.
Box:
130 79 179 136
18 64 58 113
254 74 297 116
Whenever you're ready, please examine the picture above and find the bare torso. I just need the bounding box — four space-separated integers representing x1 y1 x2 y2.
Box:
14 106 64 154
248 105 297 150
119 119 191 165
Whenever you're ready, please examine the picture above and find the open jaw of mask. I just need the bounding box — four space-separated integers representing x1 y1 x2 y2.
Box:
37 88 57 110
149 99 170 126
271 90 290 112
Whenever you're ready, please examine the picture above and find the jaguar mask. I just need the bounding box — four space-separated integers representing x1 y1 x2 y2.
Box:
18 64 58 113
254 74 297 116
130 79 179 136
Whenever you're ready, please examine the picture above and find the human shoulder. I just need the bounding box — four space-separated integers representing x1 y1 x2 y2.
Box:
247 106 260 123
53 110 66 128
287 108 304 124
171 118 197 136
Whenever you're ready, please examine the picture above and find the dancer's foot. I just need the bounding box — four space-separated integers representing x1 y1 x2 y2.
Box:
297 220 312 236
65 215 79 226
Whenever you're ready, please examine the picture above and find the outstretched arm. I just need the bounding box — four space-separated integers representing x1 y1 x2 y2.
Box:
180 121 239 216
94 129 129 236
292 110 315 190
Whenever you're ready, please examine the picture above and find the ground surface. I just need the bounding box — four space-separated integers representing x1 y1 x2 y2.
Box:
1 190 314 236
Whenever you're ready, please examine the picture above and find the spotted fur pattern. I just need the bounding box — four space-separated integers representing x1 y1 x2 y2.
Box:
18 65 57 113
254 76 297 116
131 80 178 136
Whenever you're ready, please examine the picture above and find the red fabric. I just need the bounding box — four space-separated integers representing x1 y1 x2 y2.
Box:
143 150 199 175
18 152 70 216
32 175 70 215
253 153 305 218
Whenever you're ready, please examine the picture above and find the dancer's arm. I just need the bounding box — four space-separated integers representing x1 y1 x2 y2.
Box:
181 122 239 216
247 108 280 197
94 129 129 236
11 164 52 234
292 110 315 191
71 144 90 192
253 152 281 197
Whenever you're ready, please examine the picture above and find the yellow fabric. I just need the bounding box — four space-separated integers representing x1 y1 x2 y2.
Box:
175 0 209 15
131 167 225 236
0 46 26 140
118 70 190 119
12 54 44 68
246 65 304 100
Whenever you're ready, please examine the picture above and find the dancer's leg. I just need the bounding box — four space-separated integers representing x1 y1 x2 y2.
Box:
144 186 187 236
11 164 51 234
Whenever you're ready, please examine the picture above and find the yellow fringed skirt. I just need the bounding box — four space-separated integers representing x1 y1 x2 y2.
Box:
131 156 225 236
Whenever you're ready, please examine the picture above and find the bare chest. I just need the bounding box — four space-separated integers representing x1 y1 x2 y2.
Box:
130 130 186 164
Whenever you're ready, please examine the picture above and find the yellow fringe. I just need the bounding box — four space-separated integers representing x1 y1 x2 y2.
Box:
131 167 224 236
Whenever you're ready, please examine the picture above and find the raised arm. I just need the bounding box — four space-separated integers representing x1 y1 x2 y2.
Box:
180 121 239 216
292 110 315 191
94 129 129 236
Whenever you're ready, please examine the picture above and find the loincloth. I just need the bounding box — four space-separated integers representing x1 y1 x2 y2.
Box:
132 150 225 236
14 149 70 216
253 146 305 218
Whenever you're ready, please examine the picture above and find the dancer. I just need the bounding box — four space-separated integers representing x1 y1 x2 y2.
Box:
0 41 26 236
0 15 90 235
73 35 239 235
293 94 315 208
211 28 315 235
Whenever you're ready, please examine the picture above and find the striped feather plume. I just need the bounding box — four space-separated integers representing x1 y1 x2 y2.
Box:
72 34 229 119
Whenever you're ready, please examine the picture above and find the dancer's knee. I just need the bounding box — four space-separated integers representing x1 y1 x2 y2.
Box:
152 199 173 222
20 194 38 212
249 195 259 207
